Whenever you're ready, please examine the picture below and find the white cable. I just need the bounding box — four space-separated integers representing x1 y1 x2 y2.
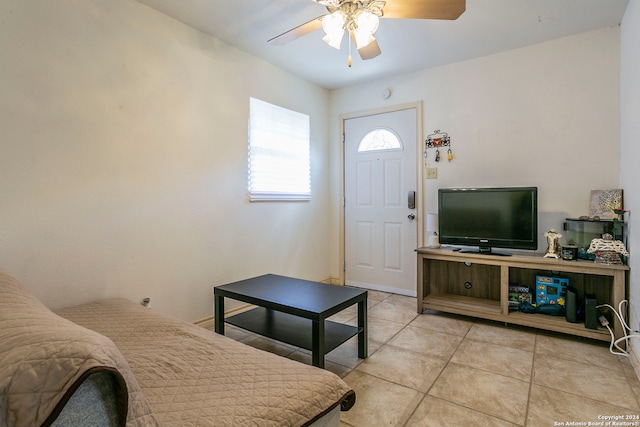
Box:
597 299 640 357
602 323 627 356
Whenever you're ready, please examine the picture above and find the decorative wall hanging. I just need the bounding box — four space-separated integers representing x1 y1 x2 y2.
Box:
590 189 623 219
424 130 452 164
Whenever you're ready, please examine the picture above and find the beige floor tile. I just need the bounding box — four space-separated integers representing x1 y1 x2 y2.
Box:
223 324 253 340
239 335 296 357
328 305 357 323
355 345 447 392
388 325 463 360
428 363 529 425
221 289 640 427
451 339 533 381
533 353 639 410
527 384 640 427
535 333 623 372
622 363 640 403
385 294 418 308
405 396 519 427
340 370 423 427
369 300 419 324
409 312 474 337
285 350 352 377
325 335 383 369
365 289 391 303
466 322 536 351
363 316 407 343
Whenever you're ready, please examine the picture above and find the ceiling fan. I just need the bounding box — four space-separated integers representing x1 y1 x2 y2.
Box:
267 0 466 66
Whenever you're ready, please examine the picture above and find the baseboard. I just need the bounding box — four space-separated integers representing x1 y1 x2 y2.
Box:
345 280 417 297
193 316 214 330
321 277 341 285
193 304 256 331
628 343 640 380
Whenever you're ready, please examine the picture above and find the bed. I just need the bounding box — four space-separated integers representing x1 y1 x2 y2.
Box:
0 271 355 426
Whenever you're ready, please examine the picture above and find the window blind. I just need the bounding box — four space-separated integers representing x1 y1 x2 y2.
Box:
248 97 311 201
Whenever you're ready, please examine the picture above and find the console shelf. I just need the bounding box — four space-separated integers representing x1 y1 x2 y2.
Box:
417 248 628 342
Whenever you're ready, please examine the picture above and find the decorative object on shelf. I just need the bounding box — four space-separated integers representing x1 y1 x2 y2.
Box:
424 130 452 164
613 208 628 236
543 229 562 258
590 189 623 219
561 245 578 261
587 233 629 265
426 213 440 248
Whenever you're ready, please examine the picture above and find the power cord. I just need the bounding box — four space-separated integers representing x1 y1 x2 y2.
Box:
596 300 640 357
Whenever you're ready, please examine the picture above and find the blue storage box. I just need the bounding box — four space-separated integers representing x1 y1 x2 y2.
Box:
536 275 569 306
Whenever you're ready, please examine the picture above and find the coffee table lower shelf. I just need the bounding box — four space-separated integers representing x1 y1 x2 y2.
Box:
226 307 362 354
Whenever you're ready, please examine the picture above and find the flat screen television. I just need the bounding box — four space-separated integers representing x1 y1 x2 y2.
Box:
438 186 538 255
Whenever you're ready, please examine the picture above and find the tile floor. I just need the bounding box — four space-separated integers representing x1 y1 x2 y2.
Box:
223 289 640 426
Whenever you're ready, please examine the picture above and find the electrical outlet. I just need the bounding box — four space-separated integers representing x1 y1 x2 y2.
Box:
426 167 438 179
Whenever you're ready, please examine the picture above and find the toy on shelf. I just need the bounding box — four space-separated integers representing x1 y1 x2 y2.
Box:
543 229 562 259
587 233 629 265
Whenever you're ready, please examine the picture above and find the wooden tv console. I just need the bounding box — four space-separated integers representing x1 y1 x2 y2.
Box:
416 247 629 342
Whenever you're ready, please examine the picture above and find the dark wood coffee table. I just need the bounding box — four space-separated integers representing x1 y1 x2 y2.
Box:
214 274 367 368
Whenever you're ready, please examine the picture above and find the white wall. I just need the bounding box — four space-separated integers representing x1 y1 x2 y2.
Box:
0 0 629 329
0 0 331 321
621 1 640 356
329 27 620 273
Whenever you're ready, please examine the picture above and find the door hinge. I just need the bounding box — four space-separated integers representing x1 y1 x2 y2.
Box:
343 261 346 272
342 132 345 143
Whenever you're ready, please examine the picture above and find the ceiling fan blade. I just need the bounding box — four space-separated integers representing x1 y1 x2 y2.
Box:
382 0 465 20
267 15 325 45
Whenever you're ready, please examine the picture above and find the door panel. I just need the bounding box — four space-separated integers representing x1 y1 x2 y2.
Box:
344 108 417 295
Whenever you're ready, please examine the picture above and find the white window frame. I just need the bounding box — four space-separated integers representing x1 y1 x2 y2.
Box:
248 97 311 201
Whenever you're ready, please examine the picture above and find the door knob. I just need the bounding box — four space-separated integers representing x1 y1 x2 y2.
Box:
408 214 416 220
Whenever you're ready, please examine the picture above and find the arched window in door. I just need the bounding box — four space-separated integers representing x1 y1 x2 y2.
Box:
357 128 403 152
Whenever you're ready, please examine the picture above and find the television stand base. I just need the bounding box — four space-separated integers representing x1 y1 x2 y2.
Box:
458 249 512 257
416 247 629 344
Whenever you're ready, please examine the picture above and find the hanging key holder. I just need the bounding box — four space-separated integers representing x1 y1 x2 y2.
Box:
425 129 452 163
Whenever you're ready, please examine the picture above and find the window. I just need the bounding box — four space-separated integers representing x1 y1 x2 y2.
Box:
357 128 402 152
248 97 310 201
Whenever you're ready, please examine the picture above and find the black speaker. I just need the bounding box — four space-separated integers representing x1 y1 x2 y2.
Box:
584 294 599 330
565 286 579 323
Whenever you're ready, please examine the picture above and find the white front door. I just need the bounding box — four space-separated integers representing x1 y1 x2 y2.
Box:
344 107 418 296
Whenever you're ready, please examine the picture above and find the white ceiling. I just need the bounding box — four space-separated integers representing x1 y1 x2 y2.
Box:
136 0 629 89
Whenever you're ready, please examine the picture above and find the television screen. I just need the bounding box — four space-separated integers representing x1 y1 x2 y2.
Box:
438 187 538 254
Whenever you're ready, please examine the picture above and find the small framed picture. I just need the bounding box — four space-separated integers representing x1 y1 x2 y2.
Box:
590 189 623 219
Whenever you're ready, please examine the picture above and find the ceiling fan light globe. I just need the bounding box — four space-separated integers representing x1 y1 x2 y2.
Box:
353 10 379 48
322 11 346 49
354 31 375 49
322 30 344 49
355 10 379 34
322 11 346 35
